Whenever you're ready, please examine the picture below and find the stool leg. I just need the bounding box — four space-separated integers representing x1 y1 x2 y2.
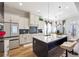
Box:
66 50 68 57
71 49 78 55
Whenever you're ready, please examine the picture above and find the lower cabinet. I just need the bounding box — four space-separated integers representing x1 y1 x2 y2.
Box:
26 34 32 43
9 37 20 49
4 39 9 57
20 34 27 44
20 34 32 45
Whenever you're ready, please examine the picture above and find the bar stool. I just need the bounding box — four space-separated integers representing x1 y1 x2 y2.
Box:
60 41 77 57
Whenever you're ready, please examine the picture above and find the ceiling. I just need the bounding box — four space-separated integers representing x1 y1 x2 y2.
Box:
4 2 79 21
75 2 79 12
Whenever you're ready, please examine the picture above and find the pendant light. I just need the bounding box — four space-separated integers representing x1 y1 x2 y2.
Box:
46 2 50 35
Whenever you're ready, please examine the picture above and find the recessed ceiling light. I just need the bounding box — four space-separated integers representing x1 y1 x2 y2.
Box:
37 10 40 13
59 6 61 8
19 3 23 6
66 6 69 9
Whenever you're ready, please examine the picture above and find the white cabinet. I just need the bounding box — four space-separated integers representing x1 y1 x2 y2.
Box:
9 37 20 49
26 34 32 43
19 17 29 29
20 34 32 45
4 13 29 29
4 13 11 22
30 13 45 29
20 34 27 44
4 22 10 37
4 39 9 57
0 16 3 22
9 39 19 49
30 14 39 26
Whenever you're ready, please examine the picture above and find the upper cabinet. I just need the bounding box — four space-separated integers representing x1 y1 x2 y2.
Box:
0 2 4 22
29 13 45 29
4 6 30 29
4 22 10 37
4 13 29 29
30 13 39 26
19 17 29 29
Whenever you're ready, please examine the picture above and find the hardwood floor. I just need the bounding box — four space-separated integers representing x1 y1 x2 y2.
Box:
9 45 36 57
1 44 79 57
0 51 3 57
0 44 64 57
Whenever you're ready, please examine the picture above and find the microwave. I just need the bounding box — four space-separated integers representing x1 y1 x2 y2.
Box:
29 26 37 34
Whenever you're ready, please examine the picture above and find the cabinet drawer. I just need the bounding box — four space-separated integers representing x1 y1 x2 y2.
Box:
9 39 19 49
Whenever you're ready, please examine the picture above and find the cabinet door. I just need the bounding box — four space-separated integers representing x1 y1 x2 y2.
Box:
4 13 11 22
9 39 19 49
27 34 32 43
30 14 39 26
23 34 27 44
20 35 24 44
20 34 32 45
20 35 27 45
19 17 29 29
4 23 11 37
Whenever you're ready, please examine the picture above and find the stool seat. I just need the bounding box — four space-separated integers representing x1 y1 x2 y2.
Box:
60 41 77 51
68 38 79 42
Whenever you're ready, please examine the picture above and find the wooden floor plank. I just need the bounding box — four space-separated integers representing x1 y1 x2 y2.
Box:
9 45 36 57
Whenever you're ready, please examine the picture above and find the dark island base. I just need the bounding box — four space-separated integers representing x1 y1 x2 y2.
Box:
33 37 67 57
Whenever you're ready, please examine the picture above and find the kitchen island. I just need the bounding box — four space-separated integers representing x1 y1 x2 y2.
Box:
33 34 67 57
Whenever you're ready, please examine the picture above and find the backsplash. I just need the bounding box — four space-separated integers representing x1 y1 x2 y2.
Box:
19 29 43 34
19 29 29 34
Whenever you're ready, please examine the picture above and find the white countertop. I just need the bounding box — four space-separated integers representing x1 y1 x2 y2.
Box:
33 34 67 43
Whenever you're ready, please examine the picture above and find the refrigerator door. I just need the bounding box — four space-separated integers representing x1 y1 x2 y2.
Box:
11 23 19 36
